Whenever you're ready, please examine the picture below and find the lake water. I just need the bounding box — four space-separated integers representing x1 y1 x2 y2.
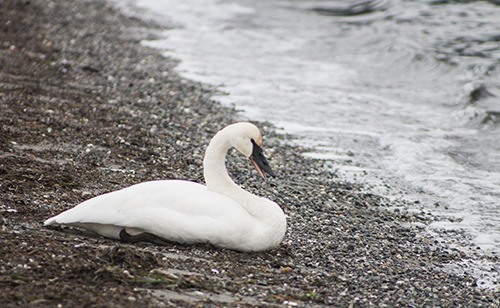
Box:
116 0 500 256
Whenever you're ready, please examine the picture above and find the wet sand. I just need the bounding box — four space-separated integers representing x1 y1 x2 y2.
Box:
0 0 498 306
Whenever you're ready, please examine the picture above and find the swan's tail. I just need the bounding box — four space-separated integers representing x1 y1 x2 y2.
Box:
43 216 58 226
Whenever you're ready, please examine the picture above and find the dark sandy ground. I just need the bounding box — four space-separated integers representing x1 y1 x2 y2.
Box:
0 0 498 306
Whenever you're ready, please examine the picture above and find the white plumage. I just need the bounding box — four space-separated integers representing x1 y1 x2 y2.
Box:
44 122 286 251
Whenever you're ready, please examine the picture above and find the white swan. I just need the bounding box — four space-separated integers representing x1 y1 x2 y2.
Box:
44 122 286 252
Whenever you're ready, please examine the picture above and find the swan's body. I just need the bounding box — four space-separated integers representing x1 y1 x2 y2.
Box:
44 122 286 251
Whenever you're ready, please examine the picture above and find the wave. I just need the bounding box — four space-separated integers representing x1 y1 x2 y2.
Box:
292 0 389 16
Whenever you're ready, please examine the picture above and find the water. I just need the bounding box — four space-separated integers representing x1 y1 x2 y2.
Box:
117 0 500 255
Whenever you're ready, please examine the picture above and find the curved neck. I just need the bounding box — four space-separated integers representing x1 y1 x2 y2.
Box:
202 126 287 250
203 129 256 211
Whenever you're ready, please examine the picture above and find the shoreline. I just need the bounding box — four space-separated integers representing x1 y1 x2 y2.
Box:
0 0 498 306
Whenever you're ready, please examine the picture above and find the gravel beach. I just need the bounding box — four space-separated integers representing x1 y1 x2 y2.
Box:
1 0 498 306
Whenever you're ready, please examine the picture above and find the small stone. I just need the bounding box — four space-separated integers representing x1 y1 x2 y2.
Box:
281 266 293 273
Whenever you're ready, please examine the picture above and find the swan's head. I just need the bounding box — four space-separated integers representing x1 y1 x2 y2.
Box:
227 122 276 178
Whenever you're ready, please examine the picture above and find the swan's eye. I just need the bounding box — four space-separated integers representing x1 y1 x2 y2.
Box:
251 137 263 147
251 139 262 155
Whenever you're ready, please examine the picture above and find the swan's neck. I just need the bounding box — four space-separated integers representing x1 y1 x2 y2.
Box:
203 130 253 205
202 127 286 250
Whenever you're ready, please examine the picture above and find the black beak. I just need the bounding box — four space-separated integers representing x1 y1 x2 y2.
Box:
250 139 276 178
